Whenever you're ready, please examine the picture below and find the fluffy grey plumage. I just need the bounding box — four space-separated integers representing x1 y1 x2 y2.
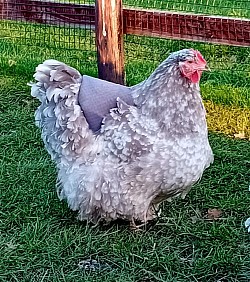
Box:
245 218 250 232
30 49 213 224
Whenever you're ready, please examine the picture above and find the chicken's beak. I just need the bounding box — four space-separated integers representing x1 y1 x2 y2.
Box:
196 63 211 72
204 65 211 72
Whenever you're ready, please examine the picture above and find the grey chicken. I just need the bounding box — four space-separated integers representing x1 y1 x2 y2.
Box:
30 49 213 226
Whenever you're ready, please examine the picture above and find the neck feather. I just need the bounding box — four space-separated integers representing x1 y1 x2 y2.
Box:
131 63 207 135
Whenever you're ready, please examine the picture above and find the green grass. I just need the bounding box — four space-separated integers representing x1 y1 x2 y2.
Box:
0 12 250 282
1 110 250 281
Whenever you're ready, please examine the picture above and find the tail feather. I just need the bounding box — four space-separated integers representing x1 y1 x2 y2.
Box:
30 60 98 167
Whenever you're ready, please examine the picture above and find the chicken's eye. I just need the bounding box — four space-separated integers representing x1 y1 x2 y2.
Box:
187 60 193 64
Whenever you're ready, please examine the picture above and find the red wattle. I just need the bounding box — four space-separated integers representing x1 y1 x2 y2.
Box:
190 71 201 83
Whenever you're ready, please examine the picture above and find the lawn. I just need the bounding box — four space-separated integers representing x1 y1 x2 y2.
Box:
0 4 250 282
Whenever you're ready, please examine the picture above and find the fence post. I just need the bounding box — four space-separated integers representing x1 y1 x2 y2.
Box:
95 0 125 85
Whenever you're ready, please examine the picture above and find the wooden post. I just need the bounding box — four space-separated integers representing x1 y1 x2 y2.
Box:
95 0 125 85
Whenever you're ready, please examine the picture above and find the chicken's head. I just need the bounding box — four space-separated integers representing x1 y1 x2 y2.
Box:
178 49 209 83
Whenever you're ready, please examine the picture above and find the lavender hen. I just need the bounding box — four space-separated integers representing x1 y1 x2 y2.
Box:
30 49 213 225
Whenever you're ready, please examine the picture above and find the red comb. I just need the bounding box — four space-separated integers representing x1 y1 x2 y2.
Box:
194 50 206 64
